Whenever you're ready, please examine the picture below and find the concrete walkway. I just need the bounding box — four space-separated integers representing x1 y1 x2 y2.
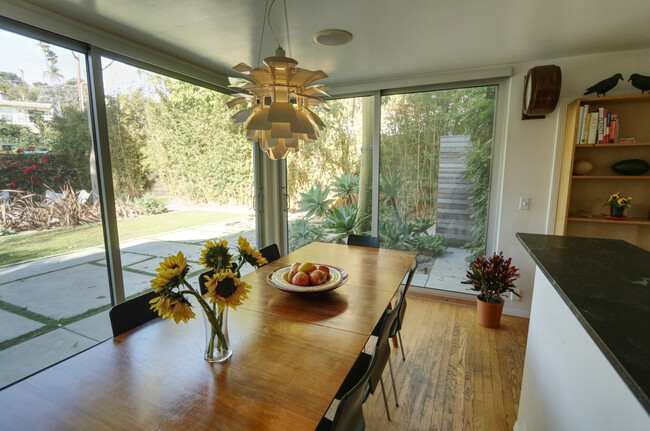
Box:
0 214 471 388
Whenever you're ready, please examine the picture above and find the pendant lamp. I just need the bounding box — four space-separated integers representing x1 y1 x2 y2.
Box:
228 1 329 160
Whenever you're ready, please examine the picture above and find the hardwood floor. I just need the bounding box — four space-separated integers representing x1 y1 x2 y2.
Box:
362 296 529 431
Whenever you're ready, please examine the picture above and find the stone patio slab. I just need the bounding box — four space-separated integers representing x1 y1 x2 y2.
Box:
0 309 44 343
64 310 112 342
0 247 104 285
122 270 156 298
0 328 97 388
150 229 217 243
119 240 205 262
94 251 152 267
0 264 111 320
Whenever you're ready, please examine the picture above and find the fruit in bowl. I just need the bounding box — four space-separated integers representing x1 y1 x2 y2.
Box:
284 262 330 286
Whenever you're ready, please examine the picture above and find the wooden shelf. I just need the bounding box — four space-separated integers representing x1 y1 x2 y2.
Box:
575 142 650 148
568 216 650 226
572 175 650 180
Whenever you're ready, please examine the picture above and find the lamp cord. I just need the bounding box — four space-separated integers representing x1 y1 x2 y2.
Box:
283 0 292 57
267 0 281 49
257 0 270 67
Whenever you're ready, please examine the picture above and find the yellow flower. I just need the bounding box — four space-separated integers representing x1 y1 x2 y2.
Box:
149 294 195 324
238 236 268 268
150 251 189 292
203 270 252 313
617 197 630 207
609 193 620 202
199 240 233 271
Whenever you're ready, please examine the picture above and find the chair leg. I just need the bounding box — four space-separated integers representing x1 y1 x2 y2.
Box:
379 377 392 421
388 356 399 407
398 330 406 361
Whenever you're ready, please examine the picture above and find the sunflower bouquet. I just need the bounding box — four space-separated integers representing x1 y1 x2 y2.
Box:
149 236 267 362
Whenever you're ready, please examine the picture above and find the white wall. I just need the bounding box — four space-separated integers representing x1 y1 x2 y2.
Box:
498 46 650 317
514 268 650 431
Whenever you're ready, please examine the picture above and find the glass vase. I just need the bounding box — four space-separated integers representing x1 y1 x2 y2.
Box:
203 307 231 363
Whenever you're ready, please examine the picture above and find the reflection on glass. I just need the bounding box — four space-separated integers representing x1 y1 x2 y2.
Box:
286 97 372 252
380 86 497 291
100 57 258 306
0 28 111 387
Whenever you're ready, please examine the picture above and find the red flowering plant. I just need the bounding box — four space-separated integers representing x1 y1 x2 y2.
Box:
461 252 520 304
0 148 71 194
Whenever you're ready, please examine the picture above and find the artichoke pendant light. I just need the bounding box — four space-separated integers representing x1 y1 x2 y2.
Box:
228 0 329 160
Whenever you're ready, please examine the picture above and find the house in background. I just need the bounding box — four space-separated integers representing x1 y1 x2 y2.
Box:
0 91 51 132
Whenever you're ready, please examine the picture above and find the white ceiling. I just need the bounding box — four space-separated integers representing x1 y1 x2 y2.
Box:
16 0 650 87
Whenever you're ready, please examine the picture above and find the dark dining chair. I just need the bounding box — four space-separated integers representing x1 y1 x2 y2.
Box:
347 234 379 248
315 348 378 431
259 243 281 263
109 290 159 337
393 259 418 360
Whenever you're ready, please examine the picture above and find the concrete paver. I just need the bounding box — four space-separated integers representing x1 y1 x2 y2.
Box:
0 328 97 388
64 310 112 342
0 309 44 343
0 263 111 320
95 251 152 267
120 239 205 262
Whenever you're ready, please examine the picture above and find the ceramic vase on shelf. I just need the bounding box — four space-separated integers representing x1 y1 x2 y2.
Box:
610 206 625 218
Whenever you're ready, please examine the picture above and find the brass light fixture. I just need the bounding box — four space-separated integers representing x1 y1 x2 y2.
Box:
228 0 329 160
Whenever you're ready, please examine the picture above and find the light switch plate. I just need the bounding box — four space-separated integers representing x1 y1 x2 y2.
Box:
519 197 530 210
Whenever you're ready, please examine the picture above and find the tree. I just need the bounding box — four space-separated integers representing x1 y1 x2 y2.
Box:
0 71 38 101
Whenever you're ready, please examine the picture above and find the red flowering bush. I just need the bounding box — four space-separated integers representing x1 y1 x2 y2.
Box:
0 148 77 194
461 252 520 303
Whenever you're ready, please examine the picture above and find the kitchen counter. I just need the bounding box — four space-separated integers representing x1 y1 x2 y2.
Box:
515 233 650 431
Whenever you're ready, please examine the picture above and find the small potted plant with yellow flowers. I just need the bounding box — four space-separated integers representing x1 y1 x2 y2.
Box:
605 192 631 219
149 237 267 362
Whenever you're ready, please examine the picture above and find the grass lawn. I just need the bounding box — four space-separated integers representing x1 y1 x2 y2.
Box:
0 210 248 265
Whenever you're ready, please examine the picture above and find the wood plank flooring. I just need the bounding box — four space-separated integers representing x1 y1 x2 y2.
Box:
362 296 529 431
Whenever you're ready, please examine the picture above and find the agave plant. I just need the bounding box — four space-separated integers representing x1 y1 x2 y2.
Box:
331 173 359 206
297 182 334 219
379 174 404 223
324 205 365 243
408 217 434 234
378 219 412 250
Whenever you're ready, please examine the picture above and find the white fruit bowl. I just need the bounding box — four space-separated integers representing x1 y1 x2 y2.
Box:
267 264 349 295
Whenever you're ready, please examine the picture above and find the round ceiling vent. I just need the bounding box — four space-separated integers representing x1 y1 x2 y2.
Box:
313 29 353 46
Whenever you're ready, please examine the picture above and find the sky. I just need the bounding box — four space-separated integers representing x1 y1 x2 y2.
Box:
0 28 144 95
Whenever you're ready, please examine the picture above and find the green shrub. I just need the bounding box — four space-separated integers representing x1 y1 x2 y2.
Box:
412 233 447 257
289 218 325 250
297 182 334 219
135 194 166 214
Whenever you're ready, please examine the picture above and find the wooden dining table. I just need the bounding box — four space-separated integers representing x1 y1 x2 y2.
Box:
0 242 416 431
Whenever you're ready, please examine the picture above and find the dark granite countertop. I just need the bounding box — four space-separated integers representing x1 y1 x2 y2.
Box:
517 233 650 413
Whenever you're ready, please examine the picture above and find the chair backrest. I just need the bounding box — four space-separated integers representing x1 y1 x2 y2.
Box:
259 243 281 263
109 290 159 337
330 348 377 431
347 234 379 248
368 292 404 393
396 259 418 332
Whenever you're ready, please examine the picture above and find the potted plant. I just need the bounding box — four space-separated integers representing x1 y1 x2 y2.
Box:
605 192 631 218
461 252 520 328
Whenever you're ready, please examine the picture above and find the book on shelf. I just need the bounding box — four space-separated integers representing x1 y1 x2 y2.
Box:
579 104 589 144
609 115 619 142
575 105 585 145
597 107 605 144
618 137 636 143
586 111 599 144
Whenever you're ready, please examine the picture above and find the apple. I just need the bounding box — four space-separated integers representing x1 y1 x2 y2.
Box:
292 271 310 286
298 262 316 273
309 269 327 286
316 265 330 277
286 262 301 282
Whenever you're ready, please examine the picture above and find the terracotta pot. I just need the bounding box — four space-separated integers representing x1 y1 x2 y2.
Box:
476 295 505 328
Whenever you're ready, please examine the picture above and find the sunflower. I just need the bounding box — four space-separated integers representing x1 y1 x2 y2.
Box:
238 236 268 268
203 270 252 312
150 251 189 292
199 240 233 271
149 293 195 324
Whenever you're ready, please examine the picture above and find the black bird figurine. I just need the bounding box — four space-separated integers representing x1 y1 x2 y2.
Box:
584 73 623 97
629 73 650 94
